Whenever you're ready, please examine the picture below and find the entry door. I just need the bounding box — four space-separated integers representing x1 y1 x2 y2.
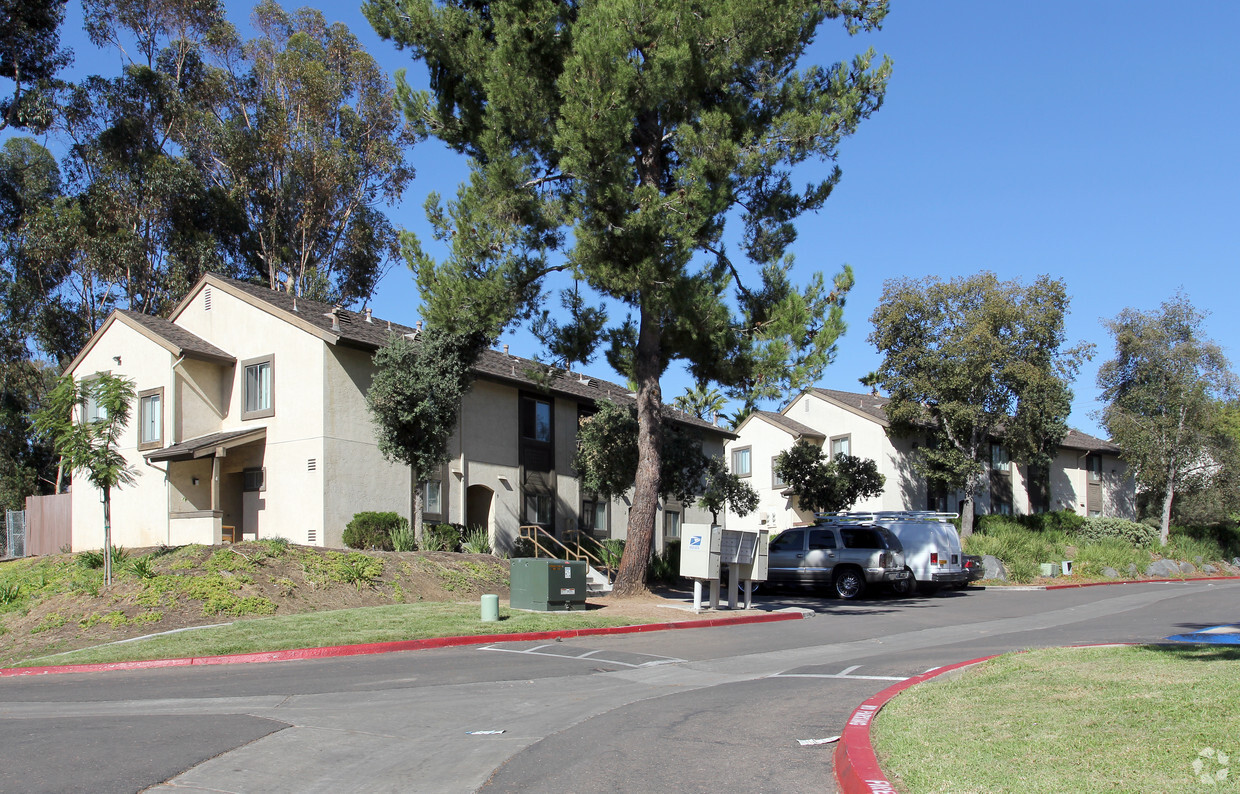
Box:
1086 455 1103 516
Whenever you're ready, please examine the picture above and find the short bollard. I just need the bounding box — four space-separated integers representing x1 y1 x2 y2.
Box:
480 593 499 622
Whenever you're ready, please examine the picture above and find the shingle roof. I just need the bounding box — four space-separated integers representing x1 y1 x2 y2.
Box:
116 310 234 363
145 427 266 461
1061 429 1121 454
204 275 730 436
810 387 891 423
808 387 1121 455
753 410 824 439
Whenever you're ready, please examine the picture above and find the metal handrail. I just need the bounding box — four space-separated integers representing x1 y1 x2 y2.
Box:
518 525 614 584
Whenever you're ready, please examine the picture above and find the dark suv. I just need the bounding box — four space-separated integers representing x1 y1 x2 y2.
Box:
766 522 909 599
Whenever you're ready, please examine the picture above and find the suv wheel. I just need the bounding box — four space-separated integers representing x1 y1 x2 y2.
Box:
833 567 865 600
890 568 914 596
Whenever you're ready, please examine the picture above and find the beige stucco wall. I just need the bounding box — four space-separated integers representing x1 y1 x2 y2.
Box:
319 345 414 548
175 284 328 544
68 319 175 550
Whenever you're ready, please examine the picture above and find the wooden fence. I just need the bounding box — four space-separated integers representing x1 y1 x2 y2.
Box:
24 492 72 556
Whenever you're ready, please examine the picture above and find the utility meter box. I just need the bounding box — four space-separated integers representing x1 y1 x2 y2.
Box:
509 558 587 611
680 524 722 579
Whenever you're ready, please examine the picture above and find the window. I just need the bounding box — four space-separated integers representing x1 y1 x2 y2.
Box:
525 492 552 525
808 529 837 550
83 375 109 423
137 388 163 450
771 456 787 489
770 529 805 553
991 443 1010 473
830 435 851 459
242 355 275 419
424 479 442 515
732 446 751 477
520 396 552 442
582 498 607 535
1087 455 1102 482
664 510 681 539
243 467 265 492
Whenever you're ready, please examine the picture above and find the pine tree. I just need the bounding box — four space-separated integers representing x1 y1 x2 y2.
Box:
366 0 891 594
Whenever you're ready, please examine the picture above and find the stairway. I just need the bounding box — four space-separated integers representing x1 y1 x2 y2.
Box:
586 565 613 595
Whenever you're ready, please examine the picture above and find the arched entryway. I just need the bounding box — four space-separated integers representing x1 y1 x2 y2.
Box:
466 484 494 546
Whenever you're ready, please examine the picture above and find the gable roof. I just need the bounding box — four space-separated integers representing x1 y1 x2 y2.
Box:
805 387 1120 455
65 308 235 375
748 410 825 440
174 274 730 437
809 387 891 425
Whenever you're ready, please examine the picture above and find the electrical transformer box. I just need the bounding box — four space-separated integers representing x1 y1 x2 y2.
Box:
509 558 587 611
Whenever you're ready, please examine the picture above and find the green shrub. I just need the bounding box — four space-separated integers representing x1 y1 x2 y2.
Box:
77 550 105 569
1077 516 1159 548
390 522 417 552
129 556 157 579
647 540 681 584
1167 523 1240 561
509 537 535 558
425 523 463 553
599 539 625 569
461 526 491 554
343 512 406 551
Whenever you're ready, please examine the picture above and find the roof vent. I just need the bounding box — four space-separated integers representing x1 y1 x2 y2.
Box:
324 307 340 332
204 288 212 311
503 344 509 357
364 307 372 323
292 296 298 312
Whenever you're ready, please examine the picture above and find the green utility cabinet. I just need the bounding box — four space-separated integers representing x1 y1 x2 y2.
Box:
510 558 588 611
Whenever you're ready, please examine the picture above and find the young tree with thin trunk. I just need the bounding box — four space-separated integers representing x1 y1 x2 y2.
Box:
365 0 892 595
33 372 135 586
868 272 1091 537
1097 293 1237 545
365 327 487 545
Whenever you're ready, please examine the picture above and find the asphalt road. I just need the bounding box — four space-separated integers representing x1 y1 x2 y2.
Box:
2 579 1236 793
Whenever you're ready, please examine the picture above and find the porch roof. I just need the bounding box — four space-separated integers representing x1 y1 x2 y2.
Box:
145 428 267 462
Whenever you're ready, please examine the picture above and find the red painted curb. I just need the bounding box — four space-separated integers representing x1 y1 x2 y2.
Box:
0 609 805 678
833 655 1001 794
1045 574 1240 590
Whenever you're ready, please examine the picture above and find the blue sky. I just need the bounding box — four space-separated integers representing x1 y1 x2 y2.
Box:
45 1 1240 437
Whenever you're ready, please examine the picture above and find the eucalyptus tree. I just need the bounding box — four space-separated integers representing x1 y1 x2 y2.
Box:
0 0 71 132
1097 294 1237 544
869 272 1091 537
196 0 416 305
365 0 891 595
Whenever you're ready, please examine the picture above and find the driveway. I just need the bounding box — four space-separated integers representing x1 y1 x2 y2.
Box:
1 580 1235 793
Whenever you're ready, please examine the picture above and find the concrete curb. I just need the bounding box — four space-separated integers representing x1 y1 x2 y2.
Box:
833 655 1001 794
1044 574 1240 590
0 609 808 678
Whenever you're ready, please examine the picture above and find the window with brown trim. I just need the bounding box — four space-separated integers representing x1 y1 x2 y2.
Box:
241 354 275 420
137 387 164 450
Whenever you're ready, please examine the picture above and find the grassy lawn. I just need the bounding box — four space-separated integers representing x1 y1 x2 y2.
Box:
872 645 1240 793
16 603 643 668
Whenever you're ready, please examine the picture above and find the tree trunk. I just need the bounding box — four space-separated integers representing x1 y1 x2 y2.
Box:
959 495 974 538
612 306 663 598
1159 484 1174 547
103 485 113 588
413 472 424 548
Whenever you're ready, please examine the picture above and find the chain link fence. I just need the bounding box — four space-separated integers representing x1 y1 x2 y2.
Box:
4 510 26 558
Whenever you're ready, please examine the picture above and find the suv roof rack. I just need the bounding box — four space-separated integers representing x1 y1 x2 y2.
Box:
816 510 960 522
